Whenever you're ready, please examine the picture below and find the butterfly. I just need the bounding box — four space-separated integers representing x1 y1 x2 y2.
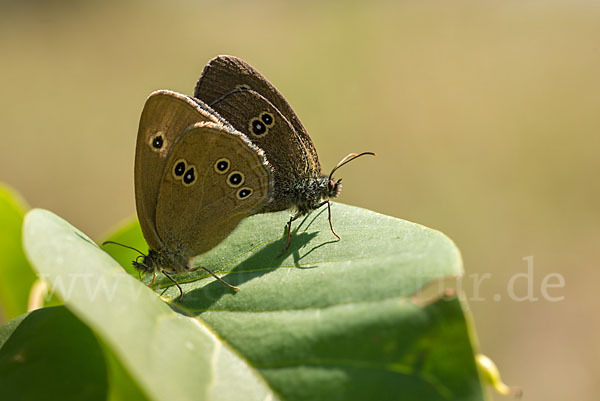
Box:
193 55 374 254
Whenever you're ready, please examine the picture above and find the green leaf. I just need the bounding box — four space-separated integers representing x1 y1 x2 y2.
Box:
23 209 279 401
23 204 486 401
0 183 36 321
0 306 148 401
102 339 150 401
0 306 108 400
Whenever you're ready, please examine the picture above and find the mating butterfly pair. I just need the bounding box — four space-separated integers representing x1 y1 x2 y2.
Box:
107 56 374 301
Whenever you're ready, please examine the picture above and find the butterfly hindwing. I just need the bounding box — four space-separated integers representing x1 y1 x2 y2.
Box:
135 90 224 249
154 122 272 259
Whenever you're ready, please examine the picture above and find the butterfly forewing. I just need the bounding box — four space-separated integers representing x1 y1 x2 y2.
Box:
154 122 272 259
194 55 320 172
135 90 224 250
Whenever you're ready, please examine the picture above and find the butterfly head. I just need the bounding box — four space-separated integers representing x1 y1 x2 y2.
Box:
132 252 155 274
327 178 343 199
102 240 158 277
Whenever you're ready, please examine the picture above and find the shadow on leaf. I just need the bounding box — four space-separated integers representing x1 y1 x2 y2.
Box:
179 230 319 309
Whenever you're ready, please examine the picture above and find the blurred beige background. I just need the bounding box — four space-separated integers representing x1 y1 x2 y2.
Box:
1 0 598 399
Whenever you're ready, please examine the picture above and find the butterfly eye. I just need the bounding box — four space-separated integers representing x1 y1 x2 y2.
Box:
227 171 245 188
260 112 275 127
182 166 197 186
214 158 230 174
172 159 187 178
249 118 268 136
236 187 253 200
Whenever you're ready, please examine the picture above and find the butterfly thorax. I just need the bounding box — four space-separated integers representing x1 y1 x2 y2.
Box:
133 248 189 274
281 175 342 216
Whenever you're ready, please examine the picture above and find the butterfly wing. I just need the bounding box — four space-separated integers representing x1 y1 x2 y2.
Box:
195 56 320 163
194 56 321 211
154 122 272 259
201 89 317 211
135 90 226 250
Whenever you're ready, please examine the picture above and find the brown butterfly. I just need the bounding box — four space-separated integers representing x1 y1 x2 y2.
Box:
194 55 374 254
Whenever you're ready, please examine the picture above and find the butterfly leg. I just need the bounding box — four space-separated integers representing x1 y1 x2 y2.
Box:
277 212 302 258
324 200 341 241
186 265 240 291
161 270 183 301
315 200 341 241
149 271 157 285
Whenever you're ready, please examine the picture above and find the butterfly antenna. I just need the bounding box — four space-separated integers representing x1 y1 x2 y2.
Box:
328 152 376 181
102 241 146 257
